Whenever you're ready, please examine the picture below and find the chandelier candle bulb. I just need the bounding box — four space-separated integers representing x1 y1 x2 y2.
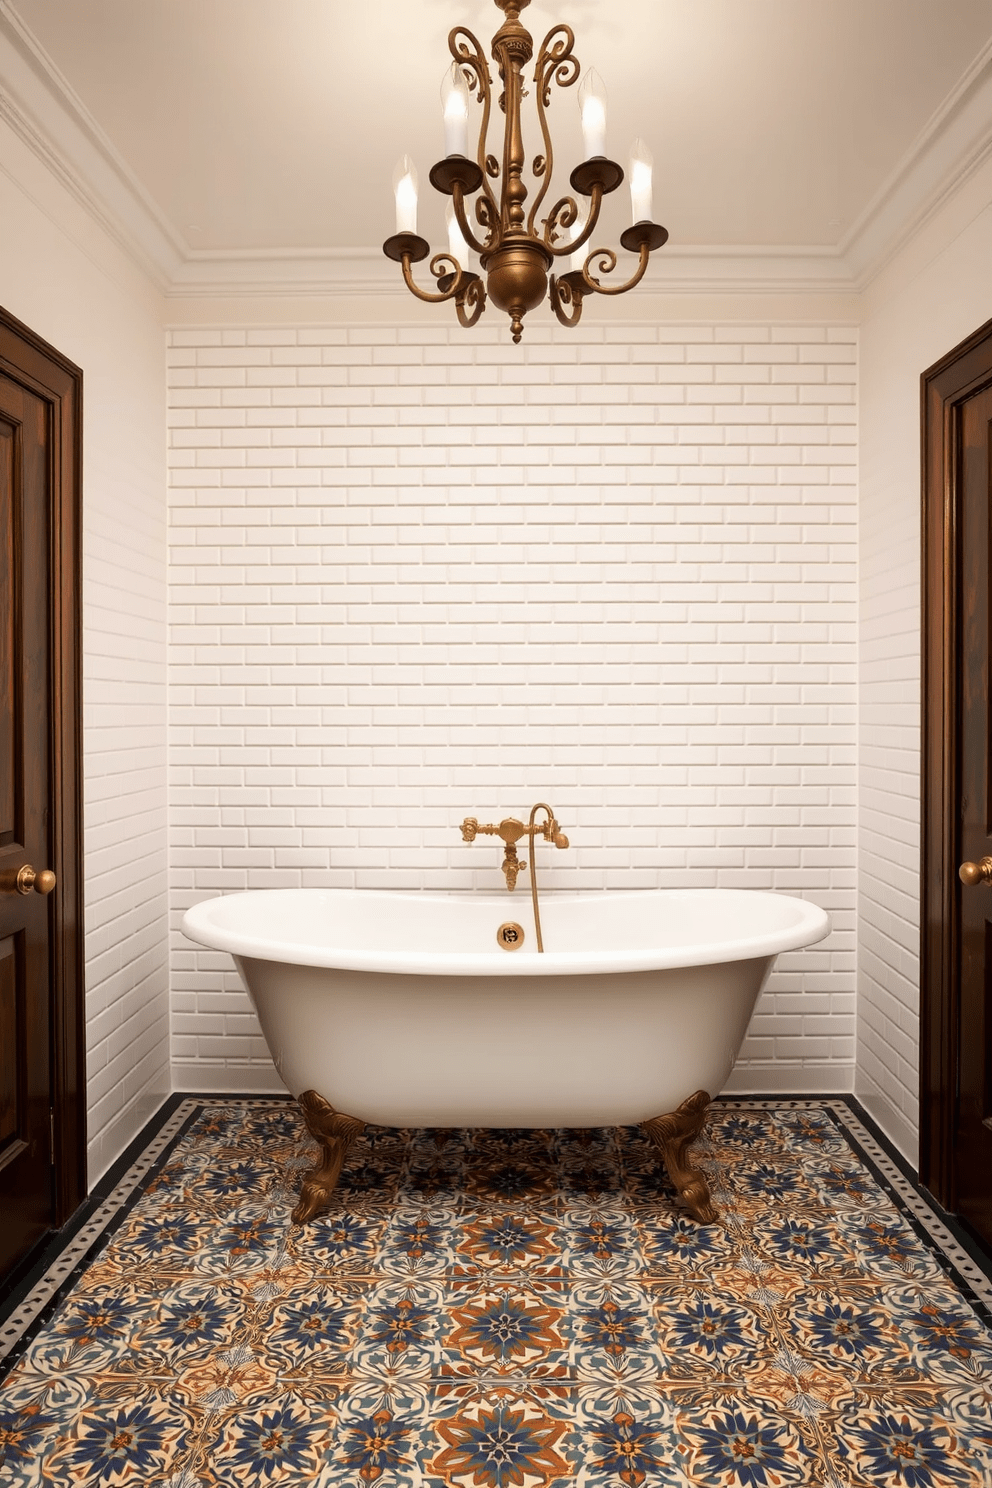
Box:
392 155 419 235
578 68 608 159
568 222 586 275
629 138 654 223
446 201 470 265
441 64 471 157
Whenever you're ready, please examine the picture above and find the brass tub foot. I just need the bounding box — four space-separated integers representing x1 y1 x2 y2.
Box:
641 1089 717 1224
292 1089 365 1223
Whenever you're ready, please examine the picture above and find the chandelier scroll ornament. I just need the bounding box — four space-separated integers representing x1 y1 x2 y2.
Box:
382 0 669 343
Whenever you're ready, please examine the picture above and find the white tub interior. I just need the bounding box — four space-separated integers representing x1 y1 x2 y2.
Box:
183 886 830 977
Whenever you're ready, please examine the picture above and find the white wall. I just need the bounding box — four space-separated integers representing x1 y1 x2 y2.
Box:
1 114 170 1180
167 319 858 1097
857 155 992 1164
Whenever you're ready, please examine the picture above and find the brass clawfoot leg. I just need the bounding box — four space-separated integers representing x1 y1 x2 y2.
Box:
640 1090 717 1224
292 1089 366 1224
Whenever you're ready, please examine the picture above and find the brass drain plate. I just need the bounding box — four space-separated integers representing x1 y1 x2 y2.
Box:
497 921 525 950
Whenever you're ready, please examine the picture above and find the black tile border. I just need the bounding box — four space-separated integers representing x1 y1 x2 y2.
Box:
0 1093 185 1316
829 1093 992 1288
0 1094 292 1379
2 1091 990 1387
714 1095 992 1318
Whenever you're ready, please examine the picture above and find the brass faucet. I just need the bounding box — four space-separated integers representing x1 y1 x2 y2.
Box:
459 803 569 951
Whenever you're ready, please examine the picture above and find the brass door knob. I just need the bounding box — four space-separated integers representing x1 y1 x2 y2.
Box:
16 864 56 895
959 857 992 886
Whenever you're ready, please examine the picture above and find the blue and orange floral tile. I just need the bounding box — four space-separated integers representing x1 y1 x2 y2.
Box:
2 1096 991 1486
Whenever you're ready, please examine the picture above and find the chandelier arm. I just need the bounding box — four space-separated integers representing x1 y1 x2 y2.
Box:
455 276 487 329
542 194 577 248
449 27 500 223
543 185 603 255
544 187 606 257
578 241 653 297
450 183 494 257
527 95 554 239
527 25 579 238
549 272 584 329
399 252 474 306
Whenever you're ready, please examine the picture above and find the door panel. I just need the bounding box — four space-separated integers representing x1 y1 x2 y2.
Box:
957 386 992 1243
0 371 55 1273
0 306 83 1281
922 316 992 1256
0 936 19 1151
0 419 14 840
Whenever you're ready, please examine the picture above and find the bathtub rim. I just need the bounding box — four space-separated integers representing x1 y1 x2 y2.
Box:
181 886 830 978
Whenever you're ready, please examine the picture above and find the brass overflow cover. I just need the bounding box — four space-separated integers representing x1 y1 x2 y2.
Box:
497 921 525 950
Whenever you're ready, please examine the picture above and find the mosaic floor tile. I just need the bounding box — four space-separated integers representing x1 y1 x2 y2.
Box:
1 1097 991 1487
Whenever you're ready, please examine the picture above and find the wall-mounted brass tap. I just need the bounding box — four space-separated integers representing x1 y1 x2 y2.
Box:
459 804 569 951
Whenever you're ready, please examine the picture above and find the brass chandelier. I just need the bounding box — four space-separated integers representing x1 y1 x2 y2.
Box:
382 0 669 343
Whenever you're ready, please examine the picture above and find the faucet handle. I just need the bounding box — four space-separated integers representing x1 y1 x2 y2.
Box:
541 815 569 849
461 818 503 841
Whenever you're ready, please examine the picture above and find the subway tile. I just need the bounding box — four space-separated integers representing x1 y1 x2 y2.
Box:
166 322 860 1102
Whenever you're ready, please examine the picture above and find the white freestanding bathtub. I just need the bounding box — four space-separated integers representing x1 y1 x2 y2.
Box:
182 887 829 1223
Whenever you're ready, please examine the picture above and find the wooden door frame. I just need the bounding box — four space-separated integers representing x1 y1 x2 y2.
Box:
0 305 85 1226
921 314 992 1207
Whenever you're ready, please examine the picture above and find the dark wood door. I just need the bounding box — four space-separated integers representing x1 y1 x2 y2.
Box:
956 384 992 1245
0 370 56 1271
922 317 992 1255
0 308 84 1283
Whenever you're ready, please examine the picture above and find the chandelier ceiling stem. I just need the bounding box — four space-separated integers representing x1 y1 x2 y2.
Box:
493 6 531 234
382 0 668 343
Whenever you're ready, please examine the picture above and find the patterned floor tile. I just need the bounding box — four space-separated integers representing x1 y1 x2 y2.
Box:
2 1388 199 1487
744 1212 862 1277
440 1281 572 1377
830 1392 992 1487
282 1208 391 1275
424 1388 577 1487
676 1399 821 1486
2 1096 991 1488
450 1211 567 1278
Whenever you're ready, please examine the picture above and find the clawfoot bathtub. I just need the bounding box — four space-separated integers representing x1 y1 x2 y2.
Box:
181 887 830 1224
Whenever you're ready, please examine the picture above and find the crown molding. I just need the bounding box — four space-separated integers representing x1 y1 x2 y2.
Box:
168 248 401 299
0 0 185 288
635 244 853 297
2 0 991 304
165 242 854 299
841 35 992 290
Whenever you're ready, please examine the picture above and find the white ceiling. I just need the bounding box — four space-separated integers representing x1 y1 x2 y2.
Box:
4 0 992 289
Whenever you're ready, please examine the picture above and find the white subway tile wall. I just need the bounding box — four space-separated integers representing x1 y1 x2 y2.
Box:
856 475 919 1156
84 507 169 1170
80 334 170 1177
167 322 857 1093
